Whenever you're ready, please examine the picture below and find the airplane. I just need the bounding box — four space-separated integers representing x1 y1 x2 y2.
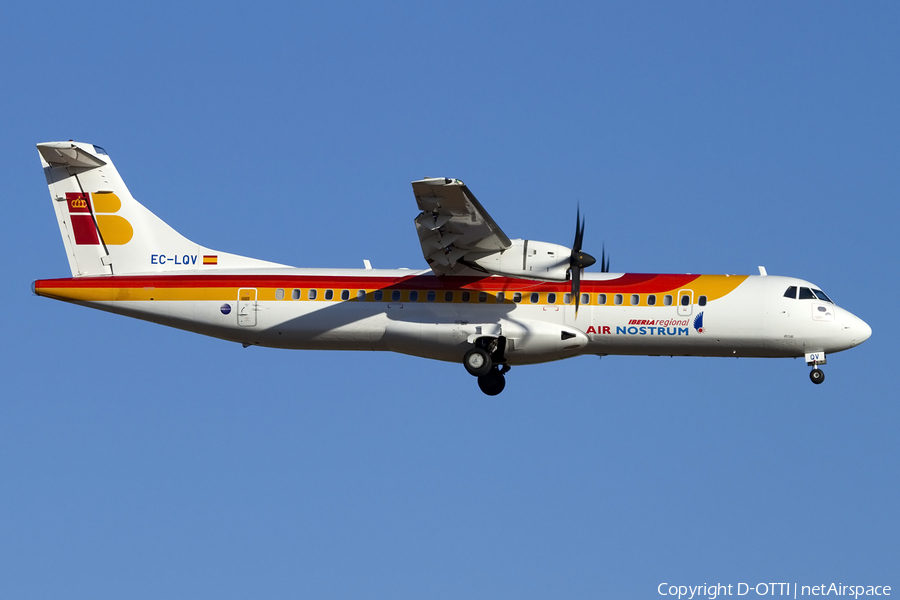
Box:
33 141 872 395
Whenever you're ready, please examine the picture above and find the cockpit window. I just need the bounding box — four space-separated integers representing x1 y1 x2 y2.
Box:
799 287 816 300
812 289 833 303
784 286 797 299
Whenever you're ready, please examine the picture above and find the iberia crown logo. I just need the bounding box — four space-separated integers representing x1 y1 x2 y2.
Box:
65 192 133 245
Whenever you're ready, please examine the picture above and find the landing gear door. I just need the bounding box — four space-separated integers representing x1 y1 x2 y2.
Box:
677 289 693 317
237 288 258 327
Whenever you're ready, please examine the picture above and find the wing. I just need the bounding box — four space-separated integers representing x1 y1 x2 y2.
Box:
412 178 512 275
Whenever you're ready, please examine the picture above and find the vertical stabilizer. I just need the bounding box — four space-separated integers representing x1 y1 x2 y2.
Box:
37 141 287 276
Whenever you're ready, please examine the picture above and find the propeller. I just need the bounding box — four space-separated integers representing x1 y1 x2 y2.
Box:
569 207 596 315
600 243 610 273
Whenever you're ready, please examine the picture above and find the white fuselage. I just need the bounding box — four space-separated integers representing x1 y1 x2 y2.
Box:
34 269 872 366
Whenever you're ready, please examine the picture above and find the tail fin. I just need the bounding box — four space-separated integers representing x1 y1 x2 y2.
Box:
38 141 287 276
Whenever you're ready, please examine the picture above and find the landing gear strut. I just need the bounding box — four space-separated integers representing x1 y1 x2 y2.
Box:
464 336 509 395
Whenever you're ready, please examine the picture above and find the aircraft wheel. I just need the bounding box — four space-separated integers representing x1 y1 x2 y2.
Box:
477 369 506 396
464 347 492 377
810 369 825 385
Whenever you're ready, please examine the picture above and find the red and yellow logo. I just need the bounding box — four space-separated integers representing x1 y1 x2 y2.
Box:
65 192 133 245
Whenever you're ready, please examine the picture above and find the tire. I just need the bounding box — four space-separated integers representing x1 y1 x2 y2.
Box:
464 347 492 377
810 369 825 384
477 370 506 396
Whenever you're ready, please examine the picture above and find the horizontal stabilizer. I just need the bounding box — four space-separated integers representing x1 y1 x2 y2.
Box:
37 142 107 169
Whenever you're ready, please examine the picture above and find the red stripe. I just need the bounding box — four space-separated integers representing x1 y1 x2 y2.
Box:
34 273 700 292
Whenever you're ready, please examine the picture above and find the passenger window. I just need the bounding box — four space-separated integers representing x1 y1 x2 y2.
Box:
581 293 589 305
799 287 815 300
630 294 639 306
784 286 797 299
391 290 401 302
309 289 318 300
680 294 690 306
427 290 436 302
478 291 488 303
461 291 471 303
409 290 419 302
614 294 623 305
292 289 301 300
275 288 285 300
325 289 334 301
598 293 607 305
548 293 557 304
563 293 572 304
698 295 707 306
373 290 383 301
496 292 505 303
356 290 366 300
444 291 454 302
513 292 522 303
664 295 673 306
647 294 656 306
530 292 539 304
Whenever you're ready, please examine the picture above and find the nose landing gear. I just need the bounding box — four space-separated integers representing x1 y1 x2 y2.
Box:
805 351 826 385
463 336 509 395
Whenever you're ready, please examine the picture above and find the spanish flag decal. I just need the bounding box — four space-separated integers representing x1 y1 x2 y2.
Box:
203 255 218 265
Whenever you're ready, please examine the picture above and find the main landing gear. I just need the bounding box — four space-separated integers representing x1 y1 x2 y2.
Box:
463 337 510 396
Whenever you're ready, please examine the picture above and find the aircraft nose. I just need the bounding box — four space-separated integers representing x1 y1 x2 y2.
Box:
848 313 872 347
857 318 872 345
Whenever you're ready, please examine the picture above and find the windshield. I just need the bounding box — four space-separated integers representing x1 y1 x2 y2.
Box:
812 289 833 303
783 286 834 304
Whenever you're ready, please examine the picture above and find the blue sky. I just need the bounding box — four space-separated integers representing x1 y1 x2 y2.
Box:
2 2 897 598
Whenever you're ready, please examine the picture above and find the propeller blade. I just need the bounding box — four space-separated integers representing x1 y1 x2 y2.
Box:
573 264 581 315
573 206 585 253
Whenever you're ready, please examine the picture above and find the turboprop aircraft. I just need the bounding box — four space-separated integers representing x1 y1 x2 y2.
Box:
33 141 871 395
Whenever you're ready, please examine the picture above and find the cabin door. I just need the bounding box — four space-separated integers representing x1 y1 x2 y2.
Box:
237 288 258 327
676 289 694 317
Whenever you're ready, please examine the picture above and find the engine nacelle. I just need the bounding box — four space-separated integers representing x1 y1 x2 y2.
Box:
470 239 571 281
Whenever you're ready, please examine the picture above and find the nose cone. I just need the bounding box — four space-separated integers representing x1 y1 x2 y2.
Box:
854 316 872 346
846 312 872 347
